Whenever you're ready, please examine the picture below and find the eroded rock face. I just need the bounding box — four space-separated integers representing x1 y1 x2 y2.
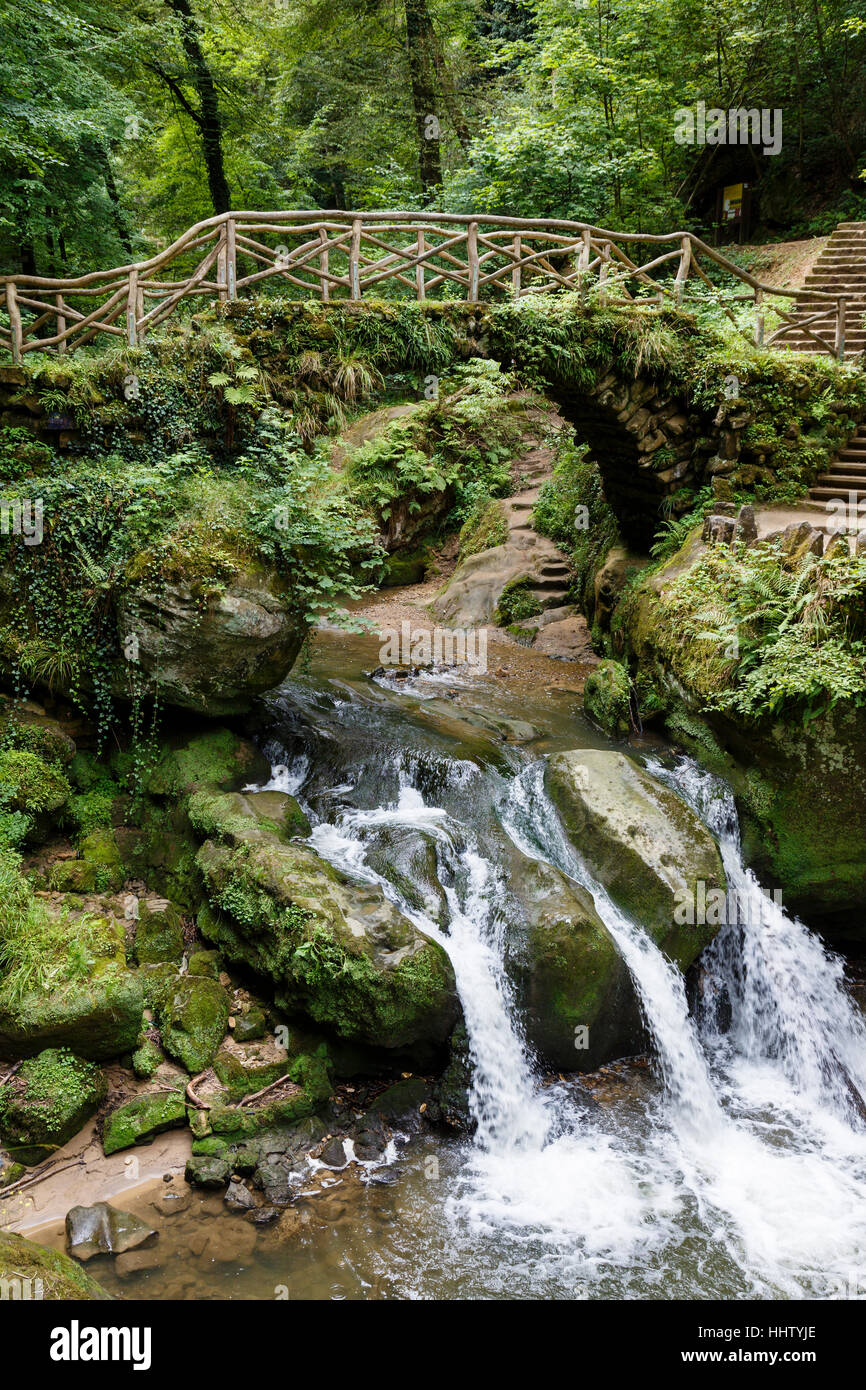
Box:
115 567 305 717
546 749 725 963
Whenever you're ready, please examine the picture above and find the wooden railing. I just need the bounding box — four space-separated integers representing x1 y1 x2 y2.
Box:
0 210 851 360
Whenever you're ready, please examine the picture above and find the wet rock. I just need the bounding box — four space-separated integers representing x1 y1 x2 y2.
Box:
225 1179 256 1211
0 1049 106 1165
185 1155 232 1188
209 1219 257 1265
114 1247 163 1280
65 1202 158 1262
151 1186 191 1219
253 1160 292 1206
196 820 458 1058
319 1137 348 1167
433 1022 473 1131
510 854 645 1070
546 749 726 958
366 1078 432 1123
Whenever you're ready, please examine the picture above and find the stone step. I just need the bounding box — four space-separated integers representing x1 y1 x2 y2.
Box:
811 492 866 508
814 474 866 489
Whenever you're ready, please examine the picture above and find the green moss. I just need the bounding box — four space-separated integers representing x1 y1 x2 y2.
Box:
494 576 542 625
0 1228 111 1300
132 1036 163 1079
135 899 185 966
0 1048 106 1164
458 497 509 558
158 975 230 1073
583 660 631 737
102 1089 188 1155
0 748 70 816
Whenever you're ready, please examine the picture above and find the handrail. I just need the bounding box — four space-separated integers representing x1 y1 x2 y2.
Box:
0 210 851 361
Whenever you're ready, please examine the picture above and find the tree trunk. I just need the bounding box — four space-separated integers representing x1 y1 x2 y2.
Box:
164 0 231 214
405 0 442 198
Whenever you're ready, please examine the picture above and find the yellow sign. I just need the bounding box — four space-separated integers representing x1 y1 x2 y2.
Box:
723 183 744 220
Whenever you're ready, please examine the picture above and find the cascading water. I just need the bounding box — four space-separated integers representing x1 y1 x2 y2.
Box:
248 667 866 1299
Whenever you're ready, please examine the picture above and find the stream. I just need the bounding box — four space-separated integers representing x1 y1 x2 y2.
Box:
74 631 866 1300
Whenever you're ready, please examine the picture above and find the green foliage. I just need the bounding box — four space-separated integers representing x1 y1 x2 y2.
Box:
458 497 509 559
495 577 542 625
629 541 866 722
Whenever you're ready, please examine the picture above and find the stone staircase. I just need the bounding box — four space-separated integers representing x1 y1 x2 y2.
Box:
779 222 866 359
809 424 866 507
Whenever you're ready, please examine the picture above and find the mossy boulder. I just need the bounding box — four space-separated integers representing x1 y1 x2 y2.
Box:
132 1036 164 1079
144 728 270 797
47 858 99 893
102 1089 188 1155
205 1052 332 1142
187 787 309 844
187 948 221 979
583 659 631 737
135 899 185 965
196 833 458 1059
0 1049 106 1164
0 1228 111 1300
232 1005 266 1041
546 749 725 961
158 975 230 1073
0 954 144 1063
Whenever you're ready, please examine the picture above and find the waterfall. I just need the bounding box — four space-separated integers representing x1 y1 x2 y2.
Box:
256 715 866 1297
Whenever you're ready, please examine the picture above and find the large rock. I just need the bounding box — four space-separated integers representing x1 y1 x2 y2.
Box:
115 565 305 716
583 659 631 737
157 976 230 1074
0 1229 110 1299
0 1049 107 1164
65 1202 158 1261
509 855 644 1069
193 794 458 1059
546 750 725 961
0 912 144 1062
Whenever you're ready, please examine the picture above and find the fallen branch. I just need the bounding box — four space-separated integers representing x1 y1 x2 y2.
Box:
238 1072 299 1108
0 1156 86 1203
0 1062 22 1090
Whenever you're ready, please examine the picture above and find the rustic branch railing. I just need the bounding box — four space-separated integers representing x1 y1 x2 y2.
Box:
0 210 850 361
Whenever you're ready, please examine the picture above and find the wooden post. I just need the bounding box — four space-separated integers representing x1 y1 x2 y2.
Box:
319 228 330 303
349 218 362 300
127 269 138 347
599 242 610 306
56 295 67 355
217 224 228 303
578 229 591 308
674 235 691 304
467 221 479 300
136 283 146 343
226 217 237 301
836 296 847 360
754 288 764 346
416 230 426 302
6 282 22 364
512 235 521 298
